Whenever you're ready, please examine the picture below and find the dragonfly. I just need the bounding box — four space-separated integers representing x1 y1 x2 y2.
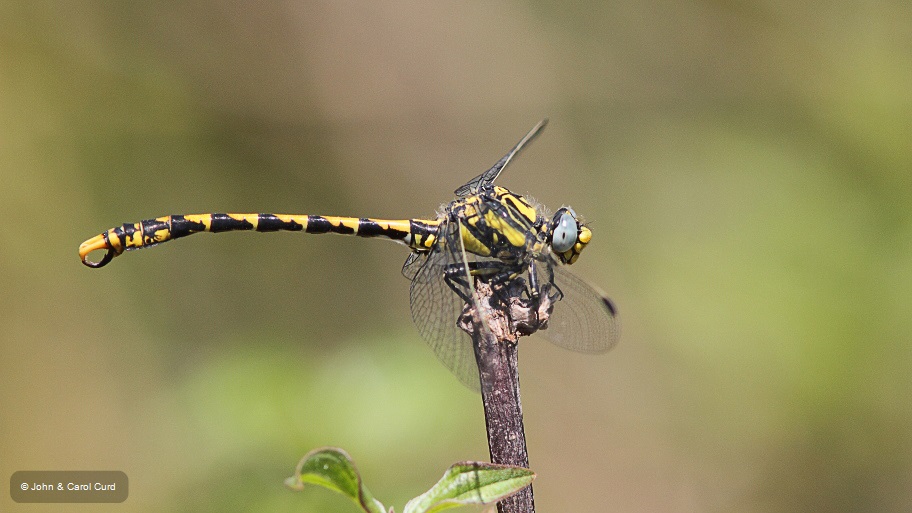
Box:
78 120 619 389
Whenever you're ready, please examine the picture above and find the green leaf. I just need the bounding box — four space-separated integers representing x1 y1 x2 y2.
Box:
285 447 386 513
402 462 535 513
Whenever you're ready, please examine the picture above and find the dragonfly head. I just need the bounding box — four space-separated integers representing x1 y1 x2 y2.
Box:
548 207 590 264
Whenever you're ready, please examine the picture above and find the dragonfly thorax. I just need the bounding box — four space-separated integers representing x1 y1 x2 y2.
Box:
448 185 545 262
445 185 591 268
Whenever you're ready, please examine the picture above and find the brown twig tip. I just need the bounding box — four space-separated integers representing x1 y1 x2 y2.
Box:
457 279 552 343
461 278 540 513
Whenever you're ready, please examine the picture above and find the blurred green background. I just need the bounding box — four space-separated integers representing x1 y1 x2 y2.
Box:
2 1 910 512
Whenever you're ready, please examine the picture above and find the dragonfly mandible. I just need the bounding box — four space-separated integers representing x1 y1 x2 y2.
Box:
78 120 619 389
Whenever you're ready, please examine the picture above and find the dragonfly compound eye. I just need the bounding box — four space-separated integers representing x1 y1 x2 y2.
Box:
551 209 578 254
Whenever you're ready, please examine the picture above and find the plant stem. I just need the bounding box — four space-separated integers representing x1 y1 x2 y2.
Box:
466 281 536 513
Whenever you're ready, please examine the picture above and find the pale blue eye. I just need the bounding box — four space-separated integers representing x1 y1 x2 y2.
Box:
552 212 577 253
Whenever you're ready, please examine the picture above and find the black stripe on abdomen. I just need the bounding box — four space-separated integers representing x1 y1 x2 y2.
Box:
256 214 304 232
168 215 208 239
356 219 409 241
304 215 335 234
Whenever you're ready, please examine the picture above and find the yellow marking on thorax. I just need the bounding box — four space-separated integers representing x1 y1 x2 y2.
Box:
460 200 480 218
482 211 527 247
460 224 492 256
496 188 538 224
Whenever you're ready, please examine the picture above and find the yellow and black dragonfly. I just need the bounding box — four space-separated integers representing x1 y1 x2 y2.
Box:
79 120 619 389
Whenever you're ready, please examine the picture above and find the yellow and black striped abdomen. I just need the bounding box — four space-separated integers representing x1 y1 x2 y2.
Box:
79 213 441 268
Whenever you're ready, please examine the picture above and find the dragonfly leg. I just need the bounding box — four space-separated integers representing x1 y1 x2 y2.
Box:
443 260 521 303
533 257 564 302
528 260 542 300
443 263 474 303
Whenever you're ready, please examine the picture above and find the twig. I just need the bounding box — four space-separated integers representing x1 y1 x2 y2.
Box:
459 279 554 513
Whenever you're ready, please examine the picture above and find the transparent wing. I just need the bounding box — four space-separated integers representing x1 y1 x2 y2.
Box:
401 251 427 281
408 219 481 390
454 119 549 197
539 264 620 354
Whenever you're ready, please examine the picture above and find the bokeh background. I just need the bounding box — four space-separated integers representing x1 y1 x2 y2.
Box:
2 1 911 512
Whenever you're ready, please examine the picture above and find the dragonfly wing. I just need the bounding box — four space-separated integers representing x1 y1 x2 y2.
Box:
401 251 427 281
409 220 481 390
454 119 549 197
538 264 620 354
